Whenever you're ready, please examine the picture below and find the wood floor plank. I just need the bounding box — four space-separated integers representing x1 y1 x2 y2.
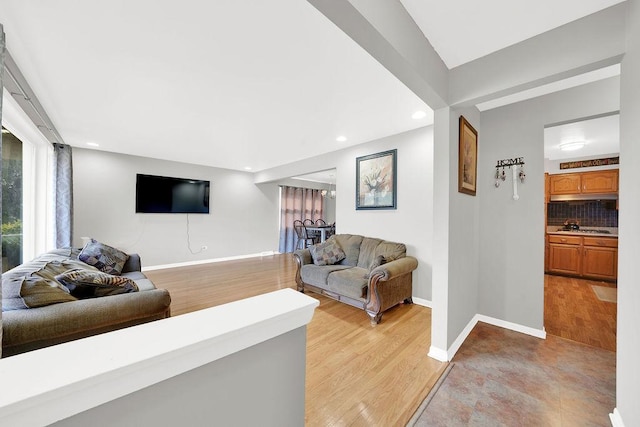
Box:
146 254 446 426
544 274 616 352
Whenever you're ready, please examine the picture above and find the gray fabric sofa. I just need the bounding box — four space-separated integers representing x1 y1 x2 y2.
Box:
293 234 418 324
2 248 171 357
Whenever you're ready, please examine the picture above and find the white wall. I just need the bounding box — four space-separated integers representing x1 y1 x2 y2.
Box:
256 126 434 301
478 77 620 331
616 0 640 425
335 127 434 301
73 148 280 267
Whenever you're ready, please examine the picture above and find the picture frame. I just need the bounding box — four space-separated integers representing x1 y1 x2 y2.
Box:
356 149 397 210
458 116 478 196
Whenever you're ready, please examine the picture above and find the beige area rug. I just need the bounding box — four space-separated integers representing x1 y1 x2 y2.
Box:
592 285 617 303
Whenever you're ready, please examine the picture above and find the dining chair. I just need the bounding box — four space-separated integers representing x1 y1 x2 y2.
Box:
315 219 327 226
303 219 320 244
294 220 315 249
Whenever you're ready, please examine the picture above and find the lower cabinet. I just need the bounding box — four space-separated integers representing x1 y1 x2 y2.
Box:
548 236 581 276
546 234 618 281
582 237 618 280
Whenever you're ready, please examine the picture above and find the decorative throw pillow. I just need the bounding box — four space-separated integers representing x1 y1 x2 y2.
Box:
310 240 346 266
56 269 139 299
79 239 129 275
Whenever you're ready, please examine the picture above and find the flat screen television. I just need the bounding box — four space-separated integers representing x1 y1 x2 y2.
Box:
136 174 210 214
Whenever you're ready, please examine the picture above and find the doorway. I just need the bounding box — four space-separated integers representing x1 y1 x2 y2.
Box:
543 113 619 351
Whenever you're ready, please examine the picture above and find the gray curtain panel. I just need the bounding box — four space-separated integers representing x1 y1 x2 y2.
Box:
278 186 324 253
53 143 73 248
1 24 6 357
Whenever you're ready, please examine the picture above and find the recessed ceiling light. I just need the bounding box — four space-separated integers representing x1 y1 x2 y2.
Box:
412 110 427 120
244 166 252 171
336 135 347 142
86 142 100 147
559 141 586 151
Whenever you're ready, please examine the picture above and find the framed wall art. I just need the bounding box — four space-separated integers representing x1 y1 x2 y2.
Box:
458 115 478 196
356 149 397 210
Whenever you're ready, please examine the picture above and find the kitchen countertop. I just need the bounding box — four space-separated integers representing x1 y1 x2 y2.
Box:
546 226 618 238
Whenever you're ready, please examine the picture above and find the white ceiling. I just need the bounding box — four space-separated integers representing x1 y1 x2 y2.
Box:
0 0 625 172
400 0 626 69
544 114 620 161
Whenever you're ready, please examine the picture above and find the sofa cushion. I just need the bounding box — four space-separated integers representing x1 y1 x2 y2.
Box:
357 237 383 268
301 264 351 287
327 267 369 300
79 239 129 275
375 241 406 261
310 240 346 266
56 270 139 298
363 255 387 279
331 234 363 266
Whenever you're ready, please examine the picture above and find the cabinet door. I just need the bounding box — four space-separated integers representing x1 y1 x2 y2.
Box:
581 170 618 193
549 174 581 195
583 246 617 280
548 243 581 275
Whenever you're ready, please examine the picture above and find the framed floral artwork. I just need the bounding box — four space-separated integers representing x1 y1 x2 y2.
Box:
356 149 397 210
458 115 478 196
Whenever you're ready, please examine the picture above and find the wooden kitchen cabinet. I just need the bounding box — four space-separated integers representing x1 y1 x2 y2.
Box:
549 174 582 195
546 234 618 281
548 235 582 276
581 170 618 194
548 170 618 195
582 236 618 280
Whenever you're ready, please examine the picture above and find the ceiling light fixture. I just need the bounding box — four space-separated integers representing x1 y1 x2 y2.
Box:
411 110 427 120
86 142 100 147
559 141 585 151
336 135 347 142
244 166 252 171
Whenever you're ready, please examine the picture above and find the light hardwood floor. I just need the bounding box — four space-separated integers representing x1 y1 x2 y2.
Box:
146 254 446 426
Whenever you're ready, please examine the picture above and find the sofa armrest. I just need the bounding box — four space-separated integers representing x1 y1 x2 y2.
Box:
122 253 142 273
370 256 418 281
292 249 312 292
293 249 312 266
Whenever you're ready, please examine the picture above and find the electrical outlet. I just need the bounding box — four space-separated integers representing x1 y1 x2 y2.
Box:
201 245 208 251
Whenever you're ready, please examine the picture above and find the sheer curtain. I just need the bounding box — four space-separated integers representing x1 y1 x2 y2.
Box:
52 143 73 248
279 186 324 253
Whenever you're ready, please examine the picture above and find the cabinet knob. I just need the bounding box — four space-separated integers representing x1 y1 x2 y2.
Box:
561 238 567 242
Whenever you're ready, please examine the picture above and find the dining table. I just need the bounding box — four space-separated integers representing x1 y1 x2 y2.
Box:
305 225 334 243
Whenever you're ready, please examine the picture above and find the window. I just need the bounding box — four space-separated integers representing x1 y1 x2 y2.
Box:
2 127 23 272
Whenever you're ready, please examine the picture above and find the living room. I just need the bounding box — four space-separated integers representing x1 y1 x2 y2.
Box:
1 1 640 426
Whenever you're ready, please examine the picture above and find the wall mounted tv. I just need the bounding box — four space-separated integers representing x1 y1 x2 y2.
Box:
136 174 210 214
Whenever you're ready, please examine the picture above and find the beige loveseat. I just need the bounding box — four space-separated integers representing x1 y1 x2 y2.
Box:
293 234 418 325
2 247 171 357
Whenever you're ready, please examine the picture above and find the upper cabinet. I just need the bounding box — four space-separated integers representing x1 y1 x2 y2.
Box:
549 173 582 194
548 170 618 195
581 170 618 193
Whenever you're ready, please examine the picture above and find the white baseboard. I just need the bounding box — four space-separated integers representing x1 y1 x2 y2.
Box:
475 315 546 339
143 251 278 271
446 315 479 361
439 314 547 362
412 297 432 308
427 346 448 362
610 408 625 427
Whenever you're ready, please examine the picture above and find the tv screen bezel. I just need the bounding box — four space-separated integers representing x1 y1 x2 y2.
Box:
135 173 210 214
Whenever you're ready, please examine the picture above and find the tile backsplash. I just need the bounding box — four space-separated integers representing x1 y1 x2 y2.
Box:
547 200 618 227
